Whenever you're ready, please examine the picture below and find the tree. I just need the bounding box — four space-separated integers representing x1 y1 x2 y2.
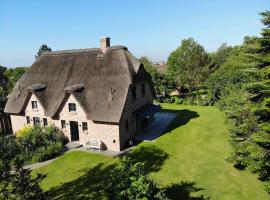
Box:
139 56 157 77
207 11 270 193
208 43 233 72
0 136 46 199
104 158 168 200
166 38 210 93
4 67 28 94
35 44 52 59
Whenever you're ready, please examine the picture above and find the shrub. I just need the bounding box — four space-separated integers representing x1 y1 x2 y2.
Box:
174 96 183 104
16 125 33 138
31 142 63 163
16 125 67 164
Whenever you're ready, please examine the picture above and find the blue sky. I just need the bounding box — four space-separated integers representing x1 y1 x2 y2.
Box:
0 0 269 67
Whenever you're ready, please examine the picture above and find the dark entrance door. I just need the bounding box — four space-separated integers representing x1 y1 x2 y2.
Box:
70 121 79 141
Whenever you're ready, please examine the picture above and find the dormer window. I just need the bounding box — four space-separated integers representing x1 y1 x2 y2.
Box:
68 103 76 112
32 101 38 109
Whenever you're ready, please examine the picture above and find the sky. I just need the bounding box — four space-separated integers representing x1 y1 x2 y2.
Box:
0 0 269 67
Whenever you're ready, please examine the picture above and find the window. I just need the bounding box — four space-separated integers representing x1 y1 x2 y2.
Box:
61 120 66 129
32 101 38 109
125 119 129 131
68 103 76 112
43 118 48 127
26 116 30 124
33 117 40 126
131 86 136 101
82 122 88 132
141 83 145 97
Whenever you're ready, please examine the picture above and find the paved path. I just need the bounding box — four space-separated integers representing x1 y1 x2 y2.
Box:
24 157 59 170
135 112 178 141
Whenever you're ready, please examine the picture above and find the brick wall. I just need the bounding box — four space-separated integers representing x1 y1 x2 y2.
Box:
119 80 154 149
10 93 120 151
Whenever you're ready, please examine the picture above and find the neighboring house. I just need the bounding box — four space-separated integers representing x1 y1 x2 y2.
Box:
4 37 159 151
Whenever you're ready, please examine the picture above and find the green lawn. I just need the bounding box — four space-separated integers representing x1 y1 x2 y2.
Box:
33 104 270 200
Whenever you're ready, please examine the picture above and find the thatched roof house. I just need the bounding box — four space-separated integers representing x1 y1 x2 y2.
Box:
5 37 159 151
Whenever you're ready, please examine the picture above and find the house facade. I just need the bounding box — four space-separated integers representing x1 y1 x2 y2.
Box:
4 37 159 151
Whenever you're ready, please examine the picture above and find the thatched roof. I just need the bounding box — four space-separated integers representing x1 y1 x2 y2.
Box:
5 45 153 123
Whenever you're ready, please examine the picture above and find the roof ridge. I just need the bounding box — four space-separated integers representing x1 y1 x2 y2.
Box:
41 45 128 56
42 48 100 55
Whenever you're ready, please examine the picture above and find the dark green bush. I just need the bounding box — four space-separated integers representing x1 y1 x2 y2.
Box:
16 125 67 164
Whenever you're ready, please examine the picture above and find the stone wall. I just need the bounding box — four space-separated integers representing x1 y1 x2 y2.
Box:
9 79 154 151
119 80 154 149
11 93 120 151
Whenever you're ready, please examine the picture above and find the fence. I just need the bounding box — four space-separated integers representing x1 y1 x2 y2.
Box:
0 113 12 135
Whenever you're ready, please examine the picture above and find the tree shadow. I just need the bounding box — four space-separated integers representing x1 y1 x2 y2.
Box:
47 146 169 199
164 181 210 200
124 145 169 174
47 163 116 200
161 109 200 133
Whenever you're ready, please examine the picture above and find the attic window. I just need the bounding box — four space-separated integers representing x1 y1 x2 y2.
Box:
32 101 38 109
68 103 76 112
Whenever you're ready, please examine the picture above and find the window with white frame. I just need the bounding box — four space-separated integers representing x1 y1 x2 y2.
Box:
68 103 76 112
32 101 38 109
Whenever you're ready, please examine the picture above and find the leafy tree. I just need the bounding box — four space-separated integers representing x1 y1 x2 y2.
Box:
166 38 210 93
139 57 175 98
35 44 52 59
4 67 28 94
139 56 158 77
104 157 168 200
0 136 46 199
208 43 233 71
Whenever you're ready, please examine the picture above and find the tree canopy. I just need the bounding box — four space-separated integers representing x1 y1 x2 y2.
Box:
166 38 210 92
35 44 52 59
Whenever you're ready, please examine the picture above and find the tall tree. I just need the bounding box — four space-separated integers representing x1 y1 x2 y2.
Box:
166 38 210 92
35 44 52 59
209 43 233 72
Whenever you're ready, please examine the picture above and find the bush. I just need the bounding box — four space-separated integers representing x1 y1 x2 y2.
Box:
31 142 63 163
16 125 67 164
16 125 33 138
174 96 183 104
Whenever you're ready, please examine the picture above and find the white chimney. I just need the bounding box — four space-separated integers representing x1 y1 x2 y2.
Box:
100 37 110 53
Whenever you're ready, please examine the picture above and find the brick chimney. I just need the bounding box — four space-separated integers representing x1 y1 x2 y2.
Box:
100 37 110 53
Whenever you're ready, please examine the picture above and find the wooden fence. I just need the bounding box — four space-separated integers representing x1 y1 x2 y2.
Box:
0 113 12 135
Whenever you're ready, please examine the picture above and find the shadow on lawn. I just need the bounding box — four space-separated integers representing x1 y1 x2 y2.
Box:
162 109 200 133
46 146 208 200
47 146 169 199
165 181 210 200
125 145 169 173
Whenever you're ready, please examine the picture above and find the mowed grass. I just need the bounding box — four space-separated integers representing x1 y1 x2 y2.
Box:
33 104 270 200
